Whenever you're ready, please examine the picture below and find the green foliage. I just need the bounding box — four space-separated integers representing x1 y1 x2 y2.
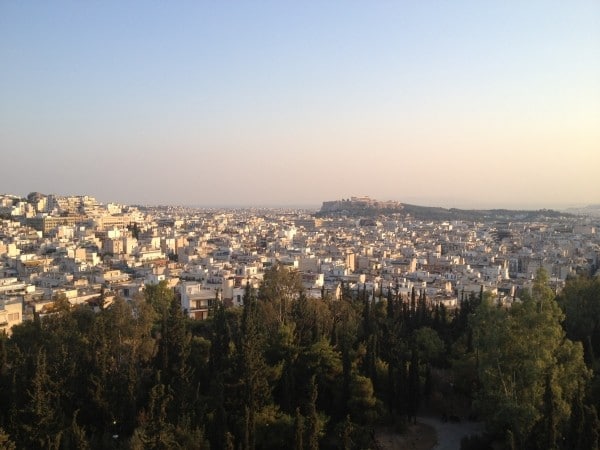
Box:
2 265 598 449
347 375 378 425
131 377 178 450
144 280 174 318
0 427 15 450
558 274 600 365
413 326 444 364
254 405 293 450
259 264 303 325
471 269 590 446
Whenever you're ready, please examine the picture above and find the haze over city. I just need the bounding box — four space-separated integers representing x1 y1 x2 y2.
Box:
1 1 599 209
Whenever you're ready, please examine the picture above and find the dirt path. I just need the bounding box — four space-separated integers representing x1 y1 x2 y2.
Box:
375 422 437 450
419 416 485 450
375 417 485 450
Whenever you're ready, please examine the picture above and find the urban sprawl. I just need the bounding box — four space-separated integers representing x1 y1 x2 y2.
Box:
1 192 598 335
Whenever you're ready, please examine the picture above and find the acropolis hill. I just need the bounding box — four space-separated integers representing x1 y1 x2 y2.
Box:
318 196 403 215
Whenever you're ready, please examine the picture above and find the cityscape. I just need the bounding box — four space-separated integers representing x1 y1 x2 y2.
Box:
1 190 600 448
2 1 599 449
1 192 598 335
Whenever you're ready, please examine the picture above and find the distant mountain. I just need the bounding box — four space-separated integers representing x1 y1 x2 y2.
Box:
400 204 573 221
315 197 575 221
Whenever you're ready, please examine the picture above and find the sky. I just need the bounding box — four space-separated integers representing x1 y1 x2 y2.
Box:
1 1 599 209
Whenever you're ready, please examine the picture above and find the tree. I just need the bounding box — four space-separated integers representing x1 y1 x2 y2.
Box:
413 326 444 366
259 264 303 325
131 376 176 450
582 405 600 450
407 350 420 424
0 428 15 450
471 269 590 446
347 374 378 425
239 283 270 450
305 376 320 450
289 407 302 450
155 295 193 422
63 411 90 450
144 280 174 319
20 349 64 449
558 275 600 365
208 301 234 449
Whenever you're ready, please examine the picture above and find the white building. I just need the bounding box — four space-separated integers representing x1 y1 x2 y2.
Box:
0 297 22 335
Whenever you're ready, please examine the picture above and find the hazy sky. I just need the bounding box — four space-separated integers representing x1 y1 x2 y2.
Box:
1 1 599 208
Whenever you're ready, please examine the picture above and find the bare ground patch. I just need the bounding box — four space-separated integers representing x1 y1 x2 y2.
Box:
375 422 437 450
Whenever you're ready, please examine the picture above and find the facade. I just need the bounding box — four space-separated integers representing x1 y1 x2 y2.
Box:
179 282 219 320
0 297 23 335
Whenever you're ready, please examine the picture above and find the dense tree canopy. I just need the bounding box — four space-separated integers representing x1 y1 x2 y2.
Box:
471 269 589 448
0 265 599 449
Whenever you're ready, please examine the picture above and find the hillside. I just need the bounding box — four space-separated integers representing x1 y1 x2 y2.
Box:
315 197 574 221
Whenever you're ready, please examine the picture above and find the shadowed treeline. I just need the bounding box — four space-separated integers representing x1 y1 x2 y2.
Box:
1 267 599 449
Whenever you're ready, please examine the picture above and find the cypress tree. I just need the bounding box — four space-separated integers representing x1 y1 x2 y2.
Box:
543 372 557 449
410 287 416 319
21 349 64 449
567 387 584 450
305 376 319 450
407 350 420 424
243 406 251 450
0 335 9 428
156 295 192 422
293 408 303 450
239 283 269 450
583 405 600 450
341 341 352 418
66 411 90 450
208 301 233 450
210 300 231 375
362 293 371 337
386 362 395 415
386 288 394 320
132 375 176 450
340 415 353 450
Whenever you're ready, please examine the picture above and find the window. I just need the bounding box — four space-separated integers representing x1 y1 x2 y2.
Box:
8 313 19 321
